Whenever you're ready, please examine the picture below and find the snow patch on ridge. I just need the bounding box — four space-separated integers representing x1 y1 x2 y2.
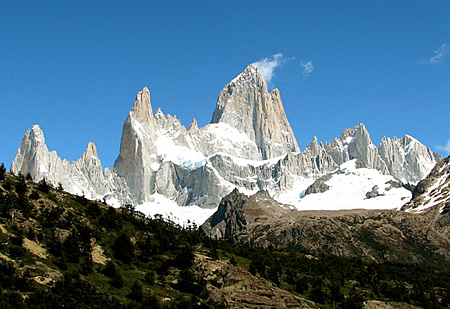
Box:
136 194 217 226
155 135 206 170
406 170 449 213
273 176 316 205
151 162 160 172
217 152 285 168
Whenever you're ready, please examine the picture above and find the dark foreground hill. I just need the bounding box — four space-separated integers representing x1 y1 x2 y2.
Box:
0 166 448 308
202 189 449 268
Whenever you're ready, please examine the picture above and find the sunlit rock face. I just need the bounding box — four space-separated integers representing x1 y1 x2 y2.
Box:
11 125 134 206
211 64 300 160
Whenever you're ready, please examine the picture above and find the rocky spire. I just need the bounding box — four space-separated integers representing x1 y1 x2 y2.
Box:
154 107 167 126
130 87 154 126
347 123 387 172
304 136 320 157
80 142 98 160
211 65 300 160
11 125 50 177
75 142 101 174
113 87 159 203
188 118 199 133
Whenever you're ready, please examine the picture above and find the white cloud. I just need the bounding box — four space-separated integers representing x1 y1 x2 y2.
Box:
301 61 314 78
252 53 284 83
419 43 449 64
436 139 450 155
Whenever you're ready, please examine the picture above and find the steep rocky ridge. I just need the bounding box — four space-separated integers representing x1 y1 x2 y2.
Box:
379 135 442 184
202 189 450 267
323 124 441 183
402 155 450 214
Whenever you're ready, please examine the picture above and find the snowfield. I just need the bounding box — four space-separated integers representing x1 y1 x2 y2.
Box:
281 160 411 211
136 193 218 226
133 159 413 226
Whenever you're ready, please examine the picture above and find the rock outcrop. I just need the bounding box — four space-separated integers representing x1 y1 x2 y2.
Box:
194 254 314 308
204 189 292 239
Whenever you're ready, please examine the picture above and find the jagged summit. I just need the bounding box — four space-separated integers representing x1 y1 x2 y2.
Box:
211 65 267 125
188 118 199 133
10 126 133 205
113 87 159 203
30 124 46 145
76 142 100 168
130 87 154 125
228 64 265 87
211 65 300 160
10 124 51 178
378 133 442 184
83 142 98 156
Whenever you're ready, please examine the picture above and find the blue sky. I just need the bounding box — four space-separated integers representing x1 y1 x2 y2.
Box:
1 1 449 169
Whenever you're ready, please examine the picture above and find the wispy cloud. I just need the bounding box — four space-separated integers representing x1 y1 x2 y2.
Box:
252 53 285 83
436 139 450 155
419 43 449 65
301 61 314 78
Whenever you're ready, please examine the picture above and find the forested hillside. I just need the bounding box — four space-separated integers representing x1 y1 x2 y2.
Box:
0 165 448 308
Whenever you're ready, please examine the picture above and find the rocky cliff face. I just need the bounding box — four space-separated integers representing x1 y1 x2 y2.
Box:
202 188 450 267
204 189 292 238
10 66 442 211
113 87 159 203
211 64 300 160
379 135 443 184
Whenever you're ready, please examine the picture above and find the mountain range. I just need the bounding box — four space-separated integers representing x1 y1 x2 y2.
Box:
10 65 442 219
